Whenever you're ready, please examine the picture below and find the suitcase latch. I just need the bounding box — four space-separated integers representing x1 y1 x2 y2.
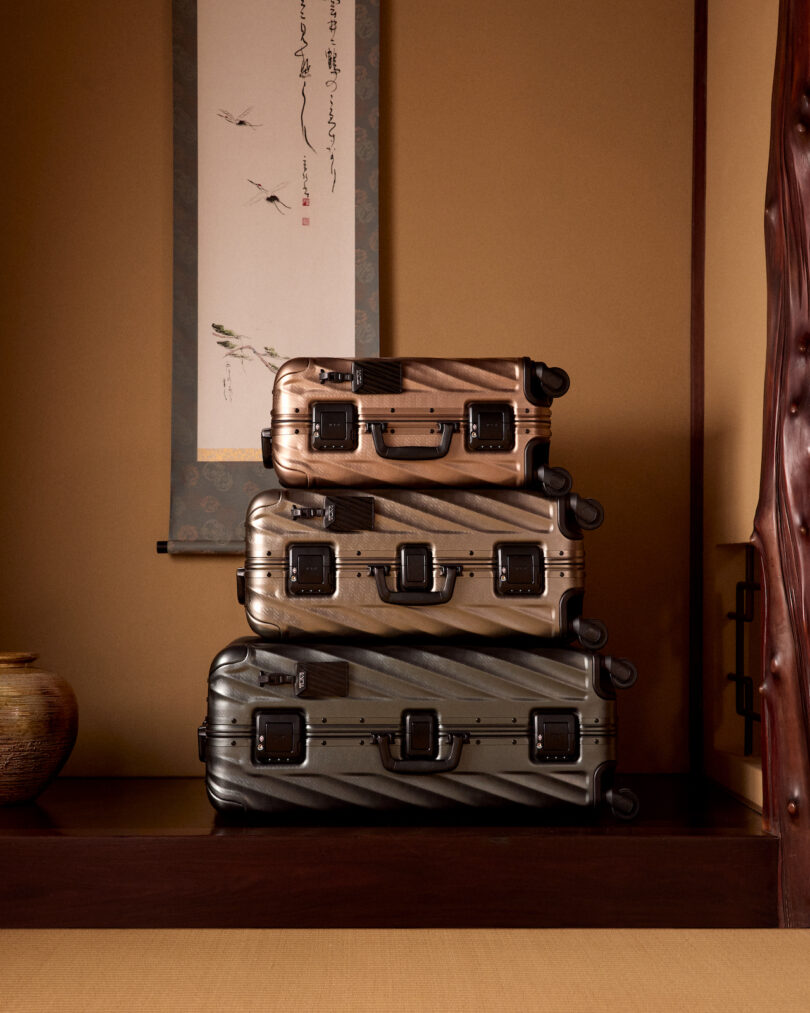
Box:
287 544 336 595
495 543 545 595
253 710 306 764
311 402 358 451
530 711 579 763
290 496 375 532
466 403 515 451
398 544 433 592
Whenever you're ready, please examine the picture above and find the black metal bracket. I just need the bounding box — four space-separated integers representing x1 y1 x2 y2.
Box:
726 544 761 756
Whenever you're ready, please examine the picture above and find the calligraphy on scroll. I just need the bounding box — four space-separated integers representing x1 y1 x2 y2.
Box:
196 0 357 461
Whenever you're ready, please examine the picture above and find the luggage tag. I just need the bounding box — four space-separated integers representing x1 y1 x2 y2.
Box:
259 661 349 698
290 495 375 532
319 359 403 394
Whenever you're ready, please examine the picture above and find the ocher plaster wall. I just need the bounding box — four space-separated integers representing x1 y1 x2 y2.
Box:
0 0 694 775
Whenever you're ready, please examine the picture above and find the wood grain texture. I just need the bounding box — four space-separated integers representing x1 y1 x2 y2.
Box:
753 0 810 927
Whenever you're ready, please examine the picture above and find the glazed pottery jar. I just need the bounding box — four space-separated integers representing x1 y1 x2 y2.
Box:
0 652 78 804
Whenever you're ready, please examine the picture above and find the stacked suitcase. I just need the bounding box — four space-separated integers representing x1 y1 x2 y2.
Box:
198 357 639 818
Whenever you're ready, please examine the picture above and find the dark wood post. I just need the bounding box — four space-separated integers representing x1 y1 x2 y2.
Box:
753 0 810 927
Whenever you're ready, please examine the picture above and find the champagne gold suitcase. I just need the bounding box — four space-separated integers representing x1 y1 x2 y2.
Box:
263 356 572 492
237 487 607 647
198 637 638 817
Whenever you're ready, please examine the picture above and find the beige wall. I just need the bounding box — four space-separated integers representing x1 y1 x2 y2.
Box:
0 0 695 776
703 0 778 803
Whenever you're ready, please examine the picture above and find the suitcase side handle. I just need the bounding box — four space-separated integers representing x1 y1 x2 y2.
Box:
197 720 207 762
373 732 468 773
368 564 462 605
364 420 459 459
260 428 273 468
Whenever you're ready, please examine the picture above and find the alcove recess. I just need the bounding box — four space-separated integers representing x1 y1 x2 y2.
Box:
4 0 810 929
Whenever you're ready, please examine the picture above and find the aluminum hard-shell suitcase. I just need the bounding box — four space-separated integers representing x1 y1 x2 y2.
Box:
237 487 607 647
263 356 573 493
198 637 638 817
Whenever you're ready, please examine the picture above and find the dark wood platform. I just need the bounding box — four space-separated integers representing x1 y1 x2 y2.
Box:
0 775 777 928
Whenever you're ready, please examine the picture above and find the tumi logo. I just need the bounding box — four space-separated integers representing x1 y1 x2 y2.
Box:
325 503 335 525
354 367 363 386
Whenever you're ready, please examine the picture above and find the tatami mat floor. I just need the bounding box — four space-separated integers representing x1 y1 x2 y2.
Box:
2 929 810 1011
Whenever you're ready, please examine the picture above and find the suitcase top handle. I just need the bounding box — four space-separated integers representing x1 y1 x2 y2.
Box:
364 420 459 460
373 732 468 774
368 563 462 606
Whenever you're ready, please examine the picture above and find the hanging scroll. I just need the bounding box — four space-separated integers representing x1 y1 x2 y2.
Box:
167 0 379 553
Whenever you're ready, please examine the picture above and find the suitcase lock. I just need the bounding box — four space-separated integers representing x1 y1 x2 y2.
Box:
287 544 336 595
495 543 545 595
466 403 515 451
311 402 358 451
253 710 306 764
530 711 579 763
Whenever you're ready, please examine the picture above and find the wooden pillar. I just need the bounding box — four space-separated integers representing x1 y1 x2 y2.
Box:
753 0 810 927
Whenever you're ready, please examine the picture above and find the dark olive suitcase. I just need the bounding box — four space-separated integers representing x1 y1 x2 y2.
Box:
263 356 573 493
198 637 638 817
237 487 607 647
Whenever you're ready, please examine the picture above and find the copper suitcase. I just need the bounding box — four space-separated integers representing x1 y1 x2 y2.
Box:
263 356 573 492
236 487 607 646
198 636 638 817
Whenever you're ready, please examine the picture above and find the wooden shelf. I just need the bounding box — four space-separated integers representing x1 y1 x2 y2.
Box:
0 775 777 928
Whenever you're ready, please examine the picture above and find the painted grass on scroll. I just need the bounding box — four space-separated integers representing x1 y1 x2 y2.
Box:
212 323 287 373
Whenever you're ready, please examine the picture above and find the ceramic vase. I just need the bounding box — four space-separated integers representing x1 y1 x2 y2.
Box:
0 652 78 804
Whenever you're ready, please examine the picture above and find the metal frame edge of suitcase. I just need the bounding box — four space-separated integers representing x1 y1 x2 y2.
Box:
198 638 639 821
